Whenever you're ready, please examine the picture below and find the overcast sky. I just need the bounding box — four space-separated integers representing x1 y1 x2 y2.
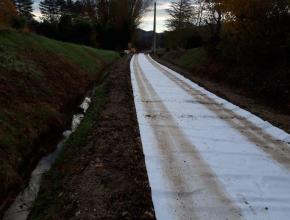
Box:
33 0 173 33
140 0 173 33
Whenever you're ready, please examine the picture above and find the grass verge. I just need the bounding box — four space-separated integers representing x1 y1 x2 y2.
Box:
161 48 206 69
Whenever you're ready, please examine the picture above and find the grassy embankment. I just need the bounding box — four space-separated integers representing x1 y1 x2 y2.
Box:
160 48 207 70
0 29 119 212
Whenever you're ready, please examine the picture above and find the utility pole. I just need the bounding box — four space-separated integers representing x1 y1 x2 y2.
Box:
153 1 157 54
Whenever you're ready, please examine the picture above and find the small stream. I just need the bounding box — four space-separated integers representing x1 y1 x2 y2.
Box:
3 96 92 220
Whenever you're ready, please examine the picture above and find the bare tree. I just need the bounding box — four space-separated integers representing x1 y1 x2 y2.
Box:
192 0 206 26
204 0 223 45
167 0 194 30
128 0 152 26
192 0 223 45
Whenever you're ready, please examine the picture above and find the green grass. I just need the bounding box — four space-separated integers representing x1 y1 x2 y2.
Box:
162 47 206 69
29 86 105 220
0 29 119 75
176 48 206 68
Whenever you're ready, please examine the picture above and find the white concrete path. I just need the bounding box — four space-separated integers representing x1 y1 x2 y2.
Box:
130 53 290 220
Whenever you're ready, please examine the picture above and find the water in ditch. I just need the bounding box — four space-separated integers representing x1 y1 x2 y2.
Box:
3 97 92 220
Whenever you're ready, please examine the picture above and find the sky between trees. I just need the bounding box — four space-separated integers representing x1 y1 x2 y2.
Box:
31 0 174 32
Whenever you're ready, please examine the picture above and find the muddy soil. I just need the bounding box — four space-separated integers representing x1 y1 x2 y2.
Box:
41 57 156 220
153 56 290 134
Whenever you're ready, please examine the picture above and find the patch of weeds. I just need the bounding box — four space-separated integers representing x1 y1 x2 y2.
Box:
29 104 61 129
0 111 30 149
176 48 206 68
0 162 21 191
0 42 42 76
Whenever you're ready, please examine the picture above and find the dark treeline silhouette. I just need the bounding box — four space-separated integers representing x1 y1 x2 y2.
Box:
164 0 204 49
13 0 34 19
166 0 290 65
7 0 152 50
163 0 290 108
0 0 17 26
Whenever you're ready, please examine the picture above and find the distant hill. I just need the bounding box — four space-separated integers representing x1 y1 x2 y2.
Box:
134 28 165 51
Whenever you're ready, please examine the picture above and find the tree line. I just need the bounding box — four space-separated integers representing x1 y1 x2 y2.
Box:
0 0 17 26
4 0 152 50
165 0 290 105
166 0 290 59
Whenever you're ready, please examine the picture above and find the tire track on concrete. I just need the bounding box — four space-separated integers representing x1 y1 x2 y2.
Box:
132 55 243 220
146 55 290 171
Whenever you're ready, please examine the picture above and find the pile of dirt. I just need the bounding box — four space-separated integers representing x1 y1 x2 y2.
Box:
30 57 156 220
